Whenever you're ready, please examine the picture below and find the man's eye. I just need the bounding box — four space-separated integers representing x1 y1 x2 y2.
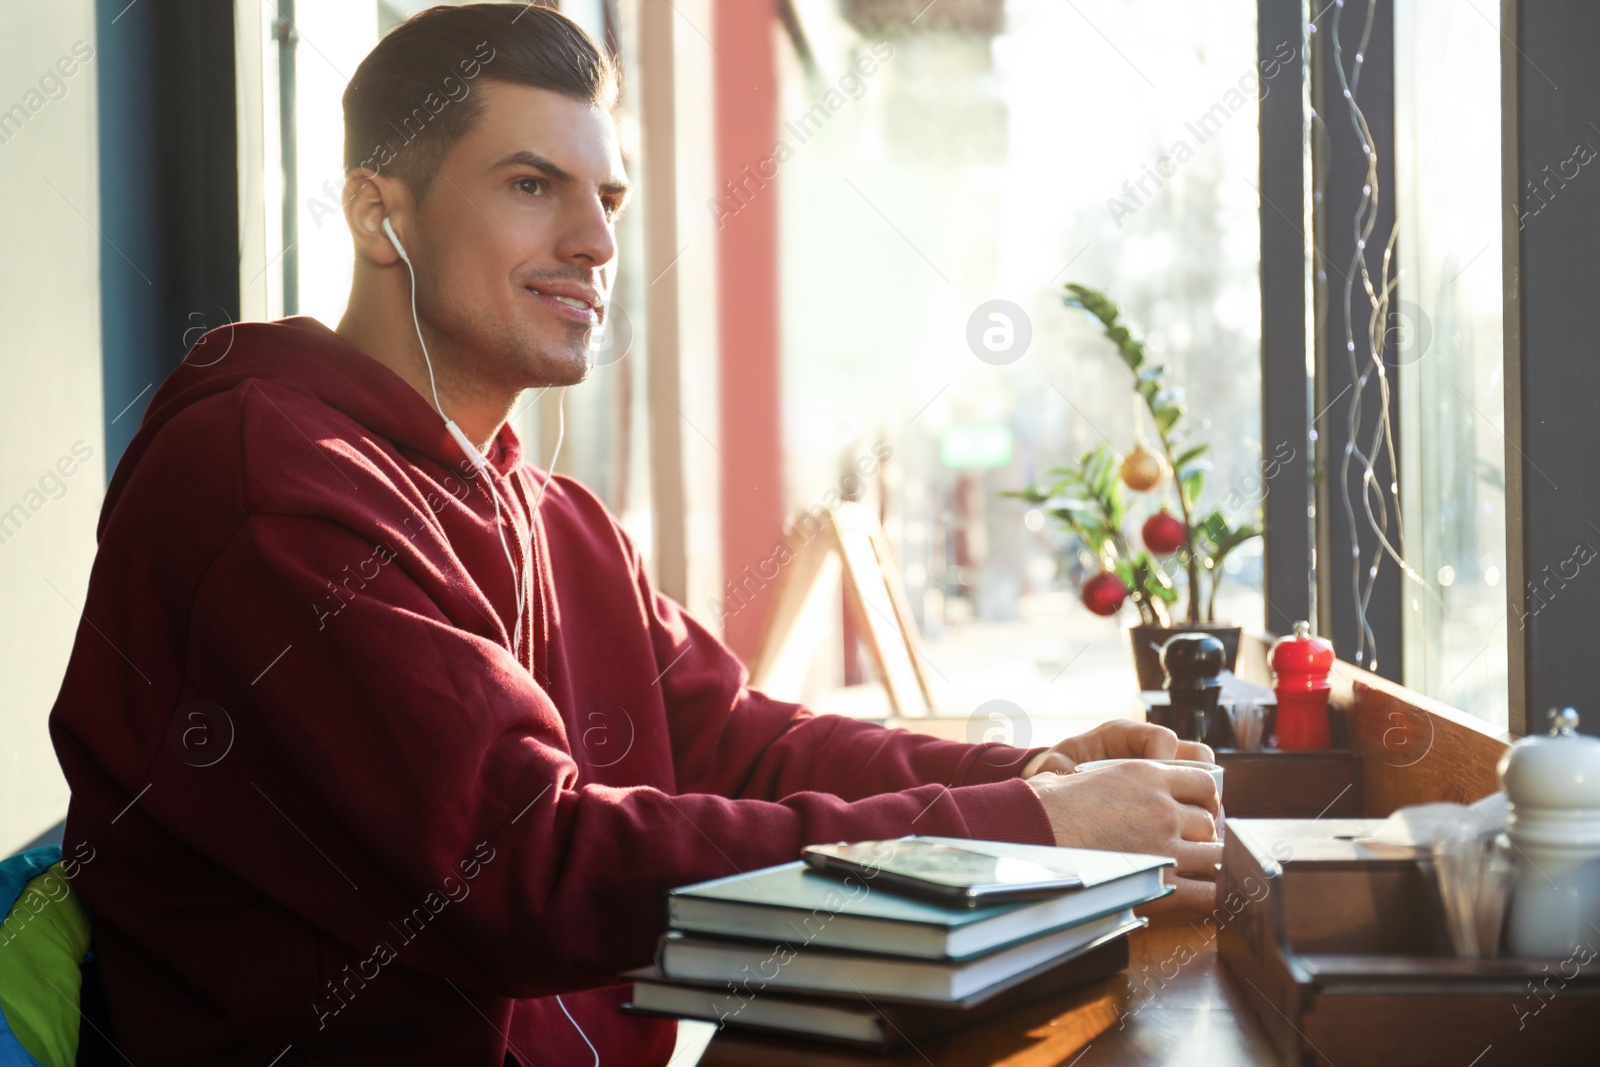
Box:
515 177 546 196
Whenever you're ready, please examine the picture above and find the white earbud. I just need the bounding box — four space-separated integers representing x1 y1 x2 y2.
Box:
381 216 410 265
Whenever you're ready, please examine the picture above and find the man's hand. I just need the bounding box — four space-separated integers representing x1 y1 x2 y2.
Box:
1024 761 1222 913
1020 720 1214 778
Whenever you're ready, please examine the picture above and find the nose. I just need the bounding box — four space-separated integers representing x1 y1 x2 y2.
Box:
556 190 616 271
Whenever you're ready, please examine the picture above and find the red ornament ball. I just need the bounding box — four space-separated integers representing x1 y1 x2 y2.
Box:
1081 571 1129 616
1142 511 1188 555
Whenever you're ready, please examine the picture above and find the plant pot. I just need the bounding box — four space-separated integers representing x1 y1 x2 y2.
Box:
1128 622 1243 693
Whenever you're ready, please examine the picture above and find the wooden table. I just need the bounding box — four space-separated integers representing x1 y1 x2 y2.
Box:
693 917 1282 1066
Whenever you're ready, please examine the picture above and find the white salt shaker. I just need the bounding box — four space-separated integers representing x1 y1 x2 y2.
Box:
1499 707 1600 957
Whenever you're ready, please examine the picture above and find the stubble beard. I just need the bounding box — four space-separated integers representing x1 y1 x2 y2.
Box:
416 275 595 406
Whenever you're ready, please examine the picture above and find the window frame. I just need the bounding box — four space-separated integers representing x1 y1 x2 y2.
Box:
1500 0 1600 737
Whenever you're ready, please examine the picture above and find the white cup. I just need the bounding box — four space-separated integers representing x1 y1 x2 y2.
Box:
1075 755 1222 806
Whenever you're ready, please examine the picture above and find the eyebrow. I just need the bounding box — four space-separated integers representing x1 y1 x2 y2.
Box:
489 149 632 199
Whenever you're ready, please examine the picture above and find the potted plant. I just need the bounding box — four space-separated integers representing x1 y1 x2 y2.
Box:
1008 284 1261 691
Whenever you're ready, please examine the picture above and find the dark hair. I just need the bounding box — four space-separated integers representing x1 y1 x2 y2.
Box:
342 2 617 201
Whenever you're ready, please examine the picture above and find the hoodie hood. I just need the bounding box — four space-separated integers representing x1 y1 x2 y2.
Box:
103 316 525 537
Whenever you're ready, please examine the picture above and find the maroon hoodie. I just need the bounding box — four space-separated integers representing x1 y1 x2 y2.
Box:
48 317 1055 1065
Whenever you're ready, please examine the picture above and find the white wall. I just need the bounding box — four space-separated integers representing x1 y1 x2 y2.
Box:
0 1 104 854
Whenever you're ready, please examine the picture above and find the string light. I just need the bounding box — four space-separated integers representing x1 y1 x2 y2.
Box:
1321 0 1440 671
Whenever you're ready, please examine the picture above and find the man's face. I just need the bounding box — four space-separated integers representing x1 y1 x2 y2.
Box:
410 81 628 393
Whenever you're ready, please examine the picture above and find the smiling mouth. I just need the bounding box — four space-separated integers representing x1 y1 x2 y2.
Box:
524 286 603 323
530 288 590 310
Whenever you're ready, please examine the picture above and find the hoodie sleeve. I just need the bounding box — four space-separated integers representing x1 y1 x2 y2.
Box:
168 512 1053 1000
619 531 1052 808
650 581 1054 802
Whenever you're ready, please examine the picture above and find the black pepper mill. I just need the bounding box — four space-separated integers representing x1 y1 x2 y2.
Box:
1160 633 1234 749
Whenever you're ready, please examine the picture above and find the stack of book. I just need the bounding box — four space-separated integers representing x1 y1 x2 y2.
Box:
623 836 1173 1051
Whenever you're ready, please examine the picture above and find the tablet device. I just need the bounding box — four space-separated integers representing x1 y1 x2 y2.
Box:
801 838 1084 906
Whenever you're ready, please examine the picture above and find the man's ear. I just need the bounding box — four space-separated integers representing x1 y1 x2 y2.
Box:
344 170 410 266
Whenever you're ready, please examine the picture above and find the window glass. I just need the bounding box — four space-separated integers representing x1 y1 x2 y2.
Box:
1394 0 1507 725
779 0 1263 714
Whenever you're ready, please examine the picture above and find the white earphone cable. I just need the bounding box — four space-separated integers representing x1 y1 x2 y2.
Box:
388 217 527 661
513 387 566 662
390 220 446 419
556 994 600 1067
387 219 598 1062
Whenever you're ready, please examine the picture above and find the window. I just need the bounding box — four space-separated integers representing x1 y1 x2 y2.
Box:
1393 0 1507 725
777 0 1263 713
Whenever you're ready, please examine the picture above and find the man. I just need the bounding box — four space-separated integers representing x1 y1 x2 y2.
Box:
49 5 1220 1064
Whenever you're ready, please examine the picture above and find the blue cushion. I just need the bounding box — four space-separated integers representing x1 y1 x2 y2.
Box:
0 848 60 917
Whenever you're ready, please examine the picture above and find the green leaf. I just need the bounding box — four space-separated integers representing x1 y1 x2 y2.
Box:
1173 444 1210 470
1179 467 1206 509
1193 508 1231 544
1047 510 1096 544
1175 457 1212 500
1191 506 1260 573
1106 482 1126 530
1211 524 1262 559
1087 450 1114 497
1154 405 1183 435
1131 554 1180 604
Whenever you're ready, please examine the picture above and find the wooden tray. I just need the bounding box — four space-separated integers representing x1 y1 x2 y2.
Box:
1214 750 1362 820
1217 818 1600 1064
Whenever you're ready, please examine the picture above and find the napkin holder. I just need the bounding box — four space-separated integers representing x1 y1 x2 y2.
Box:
1218 817 1600 1065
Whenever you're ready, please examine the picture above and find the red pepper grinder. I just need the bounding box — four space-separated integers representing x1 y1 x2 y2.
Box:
1270 621 1334 750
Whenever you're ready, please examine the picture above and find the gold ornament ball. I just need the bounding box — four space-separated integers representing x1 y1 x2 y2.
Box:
1120 446 1163 491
